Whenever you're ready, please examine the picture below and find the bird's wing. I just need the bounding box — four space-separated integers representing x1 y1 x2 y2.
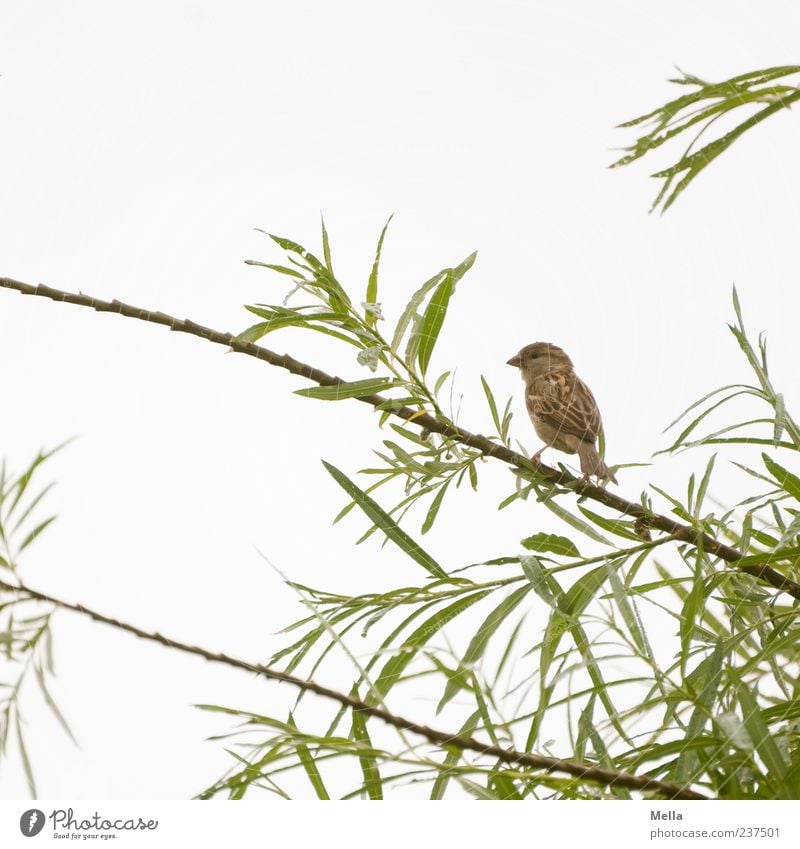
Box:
527 372 601 442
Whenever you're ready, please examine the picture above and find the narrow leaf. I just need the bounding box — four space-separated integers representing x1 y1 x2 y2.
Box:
733 672 793 796
15 714 36 797
287 713 330 799
421 481 451 535
322 461 447 579
350 694 382 799
438 584 531 711
295 378 402 401
520 532 581 558
320 215 334 274
365 215 393 325
391 251 476 352
763 454 800 502
18 516 57 553
374 591 490 697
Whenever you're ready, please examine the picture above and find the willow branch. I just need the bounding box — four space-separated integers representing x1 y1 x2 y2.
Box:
1 277 798 600
0 577 707 800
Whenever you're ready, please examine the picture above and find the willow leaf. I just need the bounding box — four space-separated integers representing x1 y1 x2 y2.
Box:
322 461 447 580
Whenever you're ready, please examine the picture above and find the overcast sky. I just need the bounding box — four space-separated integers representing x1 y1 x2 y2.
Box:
1 0 799 799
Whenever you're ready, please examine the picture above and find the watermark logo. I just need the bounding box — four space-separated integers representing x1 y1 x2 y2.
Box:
17 807 159 838
19 809 46 837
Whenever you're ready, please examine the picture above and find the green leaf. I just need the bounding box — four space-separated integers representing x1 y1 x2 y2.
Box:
235 306 364 347
349 692 382 799
410 271 453 375
520 555 559 605
480 375 512 443
656 389 762 455
388 423 431 448
6 441 70 520
606 565 647 655
538 494 612 545
391 251 476 352
732 671 794 797
662 383 756 434
693 453 716 518
467 460 478 491
777 513 800 550
559 565 611 617
393 270 445 353
265 232 352 310
679 554 710 670
667 95 800 212
434 370 452 396
540 565 609 683
365 215 393 326
322 461 447 580
267 233 316 258
520 532 581 558
34 664 78 746
613 66 800 212
287 713 330 799
295 378 402 401
577 506 641 541
15 713 36 797
489 770 523 800
320 215 334 274
674 643 725 785
774 393 786 446
18 516 57 553
243 260 306 279
421 481 450 535
456 777 500 799
381 441 430 476
8 482 55 537
430 709 480 799
437 584 531 711
373 590 490 697
480 375 500 431
762 454 800 502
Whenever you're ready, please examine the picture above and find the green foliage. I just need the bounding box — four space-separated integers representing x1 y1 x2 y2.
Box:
613 66 800 212
4 226 800 801
0 444 74 796
188 235 800 800
322 461 447 580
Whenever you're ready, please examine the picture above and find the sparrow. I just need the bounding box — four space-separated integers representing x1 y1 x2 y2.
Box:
507 342 617 484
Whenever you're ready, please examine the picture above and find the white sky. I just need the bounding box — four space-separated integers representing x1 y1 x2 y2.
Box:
1 0 799 799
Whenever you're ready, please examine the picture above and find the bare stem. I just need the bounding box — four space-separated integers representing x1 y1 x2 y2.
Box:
2 277 797 599
0 577 708 800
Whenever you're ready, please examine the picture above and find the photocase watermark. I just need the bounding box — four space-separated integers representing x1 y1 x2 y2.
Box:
19 809 46 837
18 807 158 839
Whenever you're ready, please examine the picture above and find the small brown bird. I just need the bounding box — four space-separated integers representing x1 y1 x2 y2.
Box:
507 342 617 484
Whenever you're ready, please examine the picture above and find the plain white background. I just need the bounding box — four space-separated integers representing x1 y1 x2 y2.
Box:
1 0 799 799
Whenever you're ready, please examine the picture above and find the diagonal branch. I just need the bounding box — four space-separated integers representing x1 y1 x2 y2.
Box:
1 277 799 600
0 577 708 800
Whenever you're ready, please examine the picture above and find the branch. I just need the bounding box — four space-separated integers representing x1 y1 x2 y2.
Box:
0 577 707 800
2 277 798 599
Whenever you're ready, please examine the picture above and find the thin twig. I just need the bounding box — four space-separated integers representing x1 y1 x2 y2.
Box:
0 577 708 800
2 277 797 599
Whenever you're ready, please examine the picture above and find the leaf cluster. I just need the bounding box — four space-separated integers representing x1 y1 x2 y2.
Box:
613 66 800 212
4 226 800 801
190 240 800 800
0 444 74 796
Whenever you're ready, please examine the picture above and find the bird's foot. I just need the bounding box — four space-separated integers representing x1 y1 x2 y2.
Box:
531 450 543 466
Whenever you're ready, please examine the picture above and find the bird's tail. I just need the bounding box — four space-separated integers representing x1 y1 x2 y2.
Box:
577 441 617 484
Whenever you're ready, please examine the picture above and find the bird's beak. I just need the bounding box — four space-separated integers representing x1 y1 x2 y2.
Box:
506 354 521 368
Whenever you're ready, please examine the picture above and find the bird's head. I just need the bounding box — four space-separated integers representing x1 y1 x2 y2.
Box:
506 342 573 380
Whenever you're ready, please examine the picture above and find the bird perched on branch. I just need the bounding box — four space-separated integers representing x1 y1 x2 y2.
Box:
507 342 617 484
